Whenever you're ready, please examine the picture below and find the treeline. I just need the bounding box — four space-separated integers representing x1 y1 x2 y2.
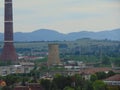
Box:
40 71 116 90
0 70 117 90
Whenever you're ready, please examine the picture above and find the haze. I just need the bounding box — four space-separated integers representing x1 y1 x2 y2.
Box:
0 0 120 33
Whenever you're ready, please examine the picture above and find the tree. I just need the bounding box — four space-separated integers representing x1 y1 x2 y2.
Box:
52 74 72 90
0 76 5 80
75 86 81 90
83 80 93 90
95 72 106 80
40 79 51 90
21 77 29 86
1 86 12 90
74 74 83 86
63 86 74 90
72 74 84 90
30 66 40 82
93 80 107 90
90 74 98 82
107 71 115 77
49 81 58 90
4 74 20 86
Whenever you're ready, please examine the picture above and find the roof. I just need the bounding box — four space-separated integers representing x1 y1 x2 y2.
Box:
14 86 29 90
80 67 112 75
14 83 44 90
104 74 120 81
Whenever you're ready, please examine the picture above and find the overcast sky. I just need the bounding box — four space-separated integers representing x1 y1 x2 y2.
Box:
0 0 120 33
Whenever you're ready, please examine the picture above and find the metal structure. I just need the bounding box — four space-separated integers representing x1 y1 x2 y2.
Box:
0 0 18 63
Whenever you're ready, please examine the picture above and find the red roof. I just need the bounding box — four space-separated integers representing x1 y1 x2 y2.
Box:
14 86 29 90
104 74 120 81
14 83 44 90
80 67 112 74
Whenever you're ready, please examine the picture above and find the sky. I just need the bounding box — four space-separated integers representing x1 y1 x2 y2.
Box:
0 0 120 34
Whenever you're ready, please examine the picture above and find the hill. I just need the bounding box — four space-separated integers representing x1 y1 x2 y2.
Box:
0 28 120 41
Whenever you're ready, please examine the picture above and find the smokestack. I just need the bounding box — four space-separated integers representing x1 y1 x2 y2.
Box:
0 0 18 64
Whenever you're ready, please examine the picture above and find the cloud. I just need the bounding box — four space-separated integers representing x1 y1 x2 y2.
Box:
0 0 120 33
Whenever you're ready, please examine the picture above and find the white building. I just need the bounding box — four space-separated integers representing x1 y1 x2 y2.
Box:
0 64 34 76
104 74 120 86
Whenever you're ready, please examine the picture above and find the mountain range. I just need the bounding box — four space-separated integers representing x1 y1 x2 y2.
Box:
0 28 120 41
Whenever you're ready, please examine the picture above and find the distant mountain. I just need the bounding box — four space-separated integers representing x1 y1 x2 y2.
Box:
14 29 65 41
0 28 120 41
66 29 120 41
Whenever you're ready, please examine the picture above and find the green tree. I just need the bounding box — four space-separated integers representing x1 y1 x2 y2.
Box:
21 77 29 86
96 72 106 80
49 81 58 90
0 76 5 81
63 86 74 90
75 86 81 90
52 74 72 90
72 74 84 90
75 74 83 86
93 80 107 90
53 74 66 89
107 71 115 77
83 80 93 90
40 79 51 90
30 66 40 82
4 74 20 86
1 86 12 90
90 74 98 82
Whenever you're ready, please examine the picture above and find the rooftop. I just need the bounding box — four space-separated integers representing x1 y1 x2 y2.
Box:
80 67 112 74
104 74 120 81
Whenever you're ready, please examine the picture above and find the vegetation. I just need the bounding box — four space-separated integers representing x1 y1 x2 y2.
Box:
93 80 107 90
0 61 16 66
40 73 115 90
0 39 120 67
0 39 120 89
0 70 118 90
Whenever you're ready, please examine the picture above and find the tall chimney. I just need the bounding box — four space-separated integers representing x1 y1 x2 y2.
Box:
0 0 18 63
